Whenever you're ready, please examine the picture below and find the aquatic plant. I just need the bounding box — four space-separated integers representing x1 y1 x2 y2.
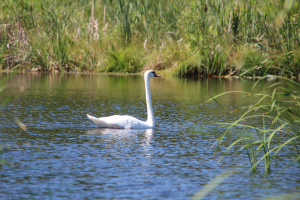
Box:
205 75 300 175
191 166 241 200
191 166 300 199
0 0 299 76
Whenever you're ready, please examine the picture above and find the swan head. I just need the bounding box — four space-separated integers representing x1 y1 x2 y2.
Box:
144 70 161 79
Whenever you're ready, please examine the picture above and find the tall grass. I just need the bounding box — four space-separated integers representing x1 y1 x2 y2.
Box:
191 166 241 200
190 165 300 199
0 0 299 76
205 75 300 175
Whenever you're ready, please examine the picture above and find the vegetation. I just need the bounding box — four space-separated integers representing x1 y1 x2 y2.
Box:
205 75 300 175
191 165 300 200
0 0 299 76
191 166 241 200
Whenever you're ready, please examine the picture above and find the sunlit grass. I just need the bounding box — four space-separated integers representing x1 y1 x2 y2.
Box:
0 0 300 76
205 75 300 175
190 165 300 199
191 166 241 200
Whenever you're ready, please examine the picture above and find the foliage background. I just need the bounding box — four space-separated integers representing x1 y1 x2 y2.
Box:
0 0 299 76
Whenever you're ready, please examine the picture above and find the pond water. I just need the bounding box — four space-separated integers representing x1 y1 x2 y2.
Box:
0 72 299 199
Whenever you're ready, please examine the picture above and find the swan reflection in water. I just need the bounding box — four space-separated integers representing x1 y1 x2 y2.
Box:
87 128 153 159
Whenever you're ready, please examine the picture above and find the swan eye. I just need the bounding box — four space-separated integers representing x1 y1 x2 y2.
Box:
151 71 160 77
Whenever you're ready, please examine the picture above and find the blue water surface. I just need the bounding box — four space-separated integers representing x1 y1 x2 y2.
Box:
0 73 299 199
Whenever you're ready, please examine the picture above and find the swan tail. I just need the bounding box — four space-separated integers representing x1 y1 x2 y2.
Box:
87 114 121 128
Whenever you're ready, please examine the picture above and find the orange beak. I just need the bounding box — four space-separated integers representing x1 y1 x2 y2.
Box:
154 73 161 77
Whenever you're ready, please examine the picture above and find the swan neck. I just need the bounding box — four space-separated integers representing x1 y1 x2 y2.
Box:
145 75 154 126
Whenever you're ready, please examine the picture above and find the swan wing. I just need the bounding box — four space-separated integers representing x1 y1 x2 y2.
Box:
87 114 122 128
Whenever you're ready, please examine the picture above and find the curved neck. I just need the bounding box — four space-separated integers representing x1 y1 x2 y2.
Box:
145 75 154 126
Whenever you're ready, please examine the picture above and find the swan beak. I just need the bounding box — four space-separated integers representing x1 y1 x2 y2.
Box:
154 73 161 77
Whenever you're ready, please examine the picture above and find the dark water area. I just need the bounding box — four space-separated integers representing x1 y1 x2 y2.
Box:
0 72 299 199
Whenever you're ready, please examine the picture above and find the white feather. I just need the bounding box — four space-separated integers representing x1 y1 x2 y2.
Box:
87 70 160 129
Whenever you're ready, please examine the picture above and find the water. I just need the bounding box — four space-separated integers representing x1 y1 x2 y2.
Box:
0 73 299 199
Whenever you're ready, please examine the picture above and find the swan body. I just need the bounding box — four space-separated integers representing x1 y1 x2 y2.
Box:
87 114 153 129
87 70 160 129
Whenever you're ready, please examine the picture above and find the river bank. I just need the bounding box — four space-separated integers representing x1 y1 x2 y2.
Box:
1 0 299 77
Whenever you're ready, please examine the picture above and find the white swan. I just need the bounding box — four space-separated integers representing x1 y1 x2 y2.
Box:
87 70 160 129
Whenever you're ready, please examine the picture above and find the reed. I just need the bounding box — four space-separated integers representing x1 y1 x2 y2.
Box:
0 0 299 76
101 45 144 73
191 166 241 200
204 75 300 174
191 165 300 199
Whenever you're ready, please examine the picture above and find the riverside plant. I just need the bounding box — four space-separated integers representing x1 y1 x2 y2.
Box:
204 75 300 175
0 0 300 77
191 165 300 199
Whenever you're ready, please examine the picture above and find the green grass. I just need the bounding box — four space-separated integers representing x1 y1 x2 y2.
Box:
101 45 145 73
190 165 300 199
191 166 241 200
204 75 300 175
0 0 300 76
